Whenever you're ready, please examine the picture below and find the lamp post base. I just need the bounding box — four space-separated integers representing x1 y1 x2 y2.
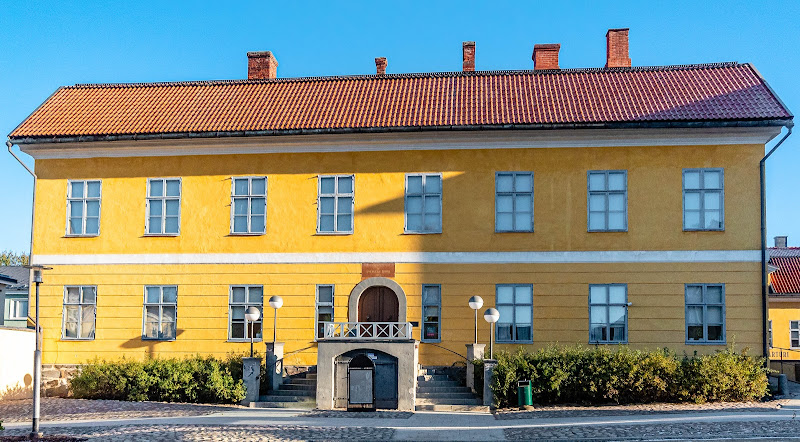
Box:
266 342 285 392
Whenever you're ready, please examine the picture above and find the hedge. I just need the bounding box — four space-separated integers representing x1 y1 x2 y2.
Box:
483 345 768 408
69 355 247 404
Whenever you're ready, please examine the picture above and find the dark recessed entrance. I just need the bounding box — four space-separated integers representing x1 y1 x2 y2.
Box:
358 286 399 323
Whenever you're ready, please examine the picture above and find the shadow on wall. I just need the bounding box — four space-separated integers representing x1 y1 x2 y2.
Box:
119 329 186 358
0 373 33 400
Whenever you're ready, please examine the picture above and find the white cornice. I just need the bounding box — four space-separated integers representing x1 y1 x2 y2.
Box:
19 127 781 160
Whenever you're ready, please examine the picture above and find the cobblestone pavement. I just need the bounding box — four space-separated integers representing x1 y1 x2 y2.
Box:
495 400 784 420
304 410 413 419
0 424 394 441
0 398 241 423
503 418 800 440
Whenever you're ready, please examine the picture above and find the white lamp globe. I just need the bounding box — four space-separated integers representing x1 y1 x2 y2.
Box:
245 306 261 322
483 308 500 324
268 295 284 309
468 295 484 310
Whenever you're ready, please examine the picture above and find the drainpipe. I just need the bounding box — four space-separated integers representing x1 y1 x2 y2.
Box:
760 124 793 362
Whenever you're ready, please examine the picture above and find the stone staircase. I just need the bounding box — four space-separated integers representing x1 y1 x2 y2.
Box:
415 366 487 412
251 371 316 409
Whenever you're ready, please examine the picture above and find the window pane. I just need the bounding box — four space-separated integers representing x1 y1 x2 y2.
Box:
65 306 80 322
166 180 180 196
610 326 625 342
496 195 513 212
497 305 513 323
608 173 625 191
706 306 723 323
231 287 246 303
515 195 532 212
496 213 513 231
424 196 439 214
86 200 100 217
165 200 180 216
146 287 161 303
163 286 177 303
162 306 176 322
248 286 263 303
423 286 440 305
231 322 245 339
320 215 335 232
66 287 81 303
146 306 160 323
515 285 532 304
70 181 84 198
590 325 606 342
590 306 607 323
424 306 439 321
707 325 723 341
149 180 163 197
425 213 442 232
608 212 625 230
407 196 423 213
337 176 353 194
497 286 514 304
684 211 701 229
608 286 626 304
589 286 607 304
231 306 245 320
234 178 249 195
70 201 83 217
149 200 163 216
496 174 513 192
251 215 265 233
80 322 94 339
686 306 703 324
407 176 423 194
704 211 722 229
515 306 531 324
336 214 352 231
609 306 626 325
251 198 266 215
684 192 700 210
704 192 721 210
588 173 605 191
687 325 704 340
87 181 101 198
588 212 605 230
514 213 532 231
424 323 439 340
705 285 723 304
514 174 532 191
608 194 624 212
64 322 79 338
251 178 266 195
162 322 176 339
589 194 606 211
496 324 512 341
144 321 158 339
337 197 352 214
516 325 531 341
320 177 335 194
426 175 441 193
684 171 700 189
704 171 721 189
318 286 334 303
233 216 248 233
82 287 96 304
85 218 99 235
320 197 335 214
406 214 423 231
165 217 179 234
233 198 248 216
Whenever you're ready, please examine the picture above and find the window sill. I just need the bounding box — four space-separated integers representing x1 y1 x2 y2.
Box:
64 234 99 238
229 232 266 236
686 340 726 345
421 339 442 343
495 341 534 344
227 339 264 343
683 228 725 232
589 340 628 345
403 231 442 235
587 229 628 233
315 232 353 236
495 230 534 234
142 338 176 342
143 233 180 237
61 338 95 341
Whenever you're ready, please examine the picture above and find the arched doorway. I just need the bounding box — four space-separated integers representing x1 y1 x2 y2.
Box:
358 286 399 323
348 277 407 323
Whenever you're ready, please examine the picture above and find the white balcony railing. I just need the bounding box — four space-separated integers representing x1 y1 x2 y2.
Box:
320 321 413 341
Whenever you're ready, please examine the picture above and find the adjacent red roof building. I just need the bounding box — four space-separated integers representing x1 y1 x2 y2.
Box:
770 248 800 295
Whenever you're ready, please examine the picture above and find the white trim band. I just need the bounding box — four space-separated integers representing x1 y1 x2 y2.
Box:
32 250 760 266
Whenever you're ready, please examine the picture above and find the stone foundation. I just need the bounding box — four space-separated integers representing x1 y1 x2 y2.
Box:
41 364 79 397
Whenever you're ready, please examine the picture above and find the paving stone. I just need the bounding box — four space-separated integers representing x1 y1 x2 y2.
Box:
494 400 784 420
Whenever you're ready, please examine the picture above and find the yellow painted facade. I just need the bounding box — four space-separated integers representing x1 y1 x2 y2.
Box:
30 142 765 367
769 301 800 360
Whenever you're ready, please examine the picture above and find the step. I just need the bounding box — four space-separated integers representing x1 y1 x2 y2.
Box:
287 378 317 385
415 404 489 412
416 392 478 399
282 383 317 391
258 395 315 403
265 389 316 397
417 380 462 388
414 397 482 406
251 399 315 409
417 386 473 394
305 373 317 379
417 374 451 382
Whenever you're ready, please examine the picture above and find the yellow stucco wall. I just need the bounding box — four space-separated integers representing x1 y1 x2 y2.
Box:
769 301 800 360
29 143 764 366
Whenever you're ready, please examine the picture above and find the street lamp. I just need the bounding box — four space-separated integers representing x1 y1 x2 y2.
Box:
468 296 484 345
25 264 51 439
245 306 261 358
483 307 500 359
268 295 283 345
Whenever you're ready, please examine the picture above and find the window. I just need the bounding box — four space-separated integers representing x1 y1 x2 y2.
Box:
315 285 334 340
62 286 96 340
143 286 177 340
67 180 101 236
405 174 442 233
317 175 354 234
146 178 181 235
229 285 263 340
792 321 800 348
769 319 773 348
422 285 441 342
683 168 724 231
495 284 533 342
8 298 28 319
231 177 267 234
496 172 534 232
589 284 628 343
588 171 627 231
685 284 725 343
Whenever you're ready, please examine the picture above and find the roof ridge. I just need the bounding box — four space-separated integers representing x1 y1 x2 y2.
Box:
69 62 743 89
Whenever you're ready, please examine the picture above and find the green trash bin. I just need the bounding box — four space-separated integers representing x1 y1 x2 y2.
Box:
517 380 532 407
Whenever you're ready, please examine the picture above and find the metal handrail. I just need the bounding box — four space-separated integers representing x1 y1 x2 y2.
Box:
422 342 469 361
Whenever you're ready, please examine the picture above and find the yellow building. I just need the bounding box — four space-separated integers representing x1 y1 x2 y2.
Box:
768 238 800 379
7 30 794 409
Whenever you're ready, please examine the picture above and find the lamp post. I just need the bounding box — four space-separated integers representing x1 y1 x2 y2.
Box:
268 295 283 345
245 306 261 358
483 308 500 359
25 264 51 439
468 295 484 345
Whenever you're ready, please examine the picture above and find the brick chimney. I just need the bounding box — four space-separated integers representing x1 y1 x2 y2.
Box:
375 57 387 76
247 51 278 80
775 236 788 248
606 28 631 68
462 41 475 72
532 44 560 70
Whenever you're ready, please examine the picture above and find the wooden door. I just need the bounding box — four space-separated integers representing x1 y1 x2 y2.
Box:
358 286 399 322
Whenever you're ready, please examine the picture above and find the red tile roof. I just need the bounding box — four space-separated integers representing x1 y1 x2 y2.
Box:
9 63 792 143
770 249 800 295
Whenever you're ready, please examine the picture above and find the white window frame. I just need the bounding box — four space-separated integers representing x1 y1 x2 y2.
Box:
228 285 263 341
62 286 97 340
8 298 28 320
145 177 182 236
685 283 726 344
404 173 443 234
495 172 534 233
587 170 628 232
791 321 800 349
769 319 773 348
682 168 724 231
66 179 101 237
315 284 335 341
588 284 628 344
495 284 534 343
142 286 178 341
230 176 267 235
317 175 354 234
421 284 442 343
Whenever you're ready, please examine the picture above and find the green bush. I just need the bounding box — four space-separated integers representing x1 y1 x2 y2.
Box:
70 355 246 404
490 345 768 408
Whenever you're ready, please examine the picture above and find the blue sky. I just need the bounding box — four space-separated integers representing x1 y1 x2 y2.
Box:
1 0 798 253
